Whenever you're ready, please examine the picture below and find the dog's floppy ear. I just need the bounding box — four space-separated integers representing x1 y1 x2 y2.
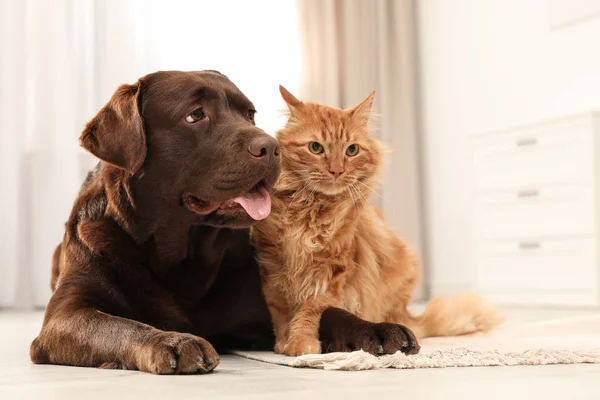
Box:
80 81 146 174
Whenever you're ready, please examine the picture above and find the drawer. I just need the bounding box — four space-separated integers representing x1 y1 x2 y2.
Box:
475 237 598 293
475 184 595 239
473 117 594 191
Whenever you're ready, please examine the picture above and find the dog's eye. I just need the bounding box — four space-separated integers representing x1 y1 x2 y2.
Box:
248 109 256 121
309 142 324 154
186 108 205 123
346 144 359 156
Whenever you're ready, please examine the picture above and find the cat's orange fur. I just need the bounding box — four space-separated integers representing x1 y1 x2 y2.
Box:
251 86 504 356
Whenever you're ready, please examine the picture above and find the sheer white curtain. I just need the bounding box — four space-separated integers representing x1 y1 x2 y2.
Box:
296 0 426 296
0 0 96 308
0 0 300 309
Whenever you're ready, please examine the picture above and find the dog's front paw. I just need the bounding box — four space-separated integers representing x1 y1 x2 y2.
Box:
137 331 220 374
329 322 420 356
279 335 321 356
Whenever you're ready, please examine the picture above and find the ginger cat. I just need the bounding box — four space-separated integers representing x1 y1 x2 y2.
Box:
251 87 504 356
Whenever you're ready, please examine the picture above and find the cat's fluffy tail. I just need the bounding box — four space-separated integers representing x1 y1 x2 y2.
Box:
406 293 505 339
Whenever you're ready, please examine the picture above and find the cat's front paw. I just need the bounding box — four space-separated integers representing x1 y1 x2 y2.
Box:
274 339 287 354
279 335 322 356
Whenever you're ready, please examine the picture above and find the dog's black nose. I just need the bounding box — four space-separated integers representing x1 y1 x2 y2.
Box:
248 135 280 163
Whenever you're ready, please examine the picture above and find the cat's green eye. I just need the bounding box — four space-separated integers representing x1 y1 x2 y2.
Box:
346 144 359 156
309 142 324 154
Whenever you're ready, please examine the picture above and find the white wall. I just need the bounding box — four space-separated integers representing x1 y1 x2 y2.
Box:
96 0 300 137
418 0 600 295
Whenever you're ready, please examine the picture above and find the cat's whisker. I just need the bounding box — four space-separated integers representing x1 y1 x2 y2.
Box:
280 171 312 183
282 173 311 182
283 179 310 188
284 181 310 214
350 187 362 218
282 174 307 180
308 183 320 200
347 187 357 212
285 187 304 200
356 188 377 213
286 177 310 182
351 183 380 218
296 181 310 195
281 174 309 180
349 185 366 218
355 180 384 200
350 185 366 211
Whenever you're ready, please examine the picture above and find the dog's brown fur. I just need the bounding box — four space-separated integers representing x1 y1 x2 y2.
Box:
252 87 504 356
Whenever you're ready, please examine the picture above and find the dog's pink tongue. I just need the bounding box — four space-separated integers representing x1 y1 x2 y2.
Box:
231 187 271 220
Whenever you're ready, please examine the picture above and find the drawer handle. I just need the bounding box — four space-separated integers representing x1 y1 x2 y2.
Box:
519 241 541 250
516 137 538 147
517 189 539 198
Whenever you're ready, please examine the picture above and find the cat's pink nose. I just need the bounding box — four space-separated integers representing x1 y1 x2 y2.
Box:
329 167 345 179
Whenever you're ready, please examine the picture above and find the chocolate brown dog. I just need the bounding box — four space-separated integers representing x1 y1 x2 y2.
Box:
31 71 415 374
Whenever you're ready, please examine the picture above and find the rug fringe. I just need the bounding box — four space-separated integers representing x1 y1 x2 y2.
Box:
233 348 600 371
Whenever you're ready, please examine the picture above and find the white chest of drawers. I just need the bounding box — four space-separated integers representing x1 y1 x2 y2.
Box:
472 112 600 306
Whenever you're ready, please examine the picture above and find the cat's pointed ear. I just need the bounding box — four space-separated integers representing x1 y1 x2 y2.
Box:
348 90 376 126
279 85 303 112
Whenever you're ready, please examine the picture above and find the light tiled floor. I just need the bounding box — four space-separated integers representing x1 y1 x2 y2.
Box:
1 309 600 400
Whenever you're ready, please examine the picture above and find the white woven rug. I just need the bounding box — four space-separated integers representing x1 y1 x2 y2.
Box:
232 315 600 370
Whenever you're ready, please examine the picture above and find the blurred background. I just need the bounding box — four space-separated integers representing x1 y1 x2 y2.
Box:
1 0 599 311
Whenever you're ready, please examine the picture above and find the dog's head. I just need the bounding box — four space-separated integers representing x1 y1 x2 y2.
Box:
80 70 280 228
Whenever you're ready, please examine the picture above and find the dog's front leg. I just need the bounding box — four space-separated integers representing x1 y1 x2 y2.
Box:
30 285 219 374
